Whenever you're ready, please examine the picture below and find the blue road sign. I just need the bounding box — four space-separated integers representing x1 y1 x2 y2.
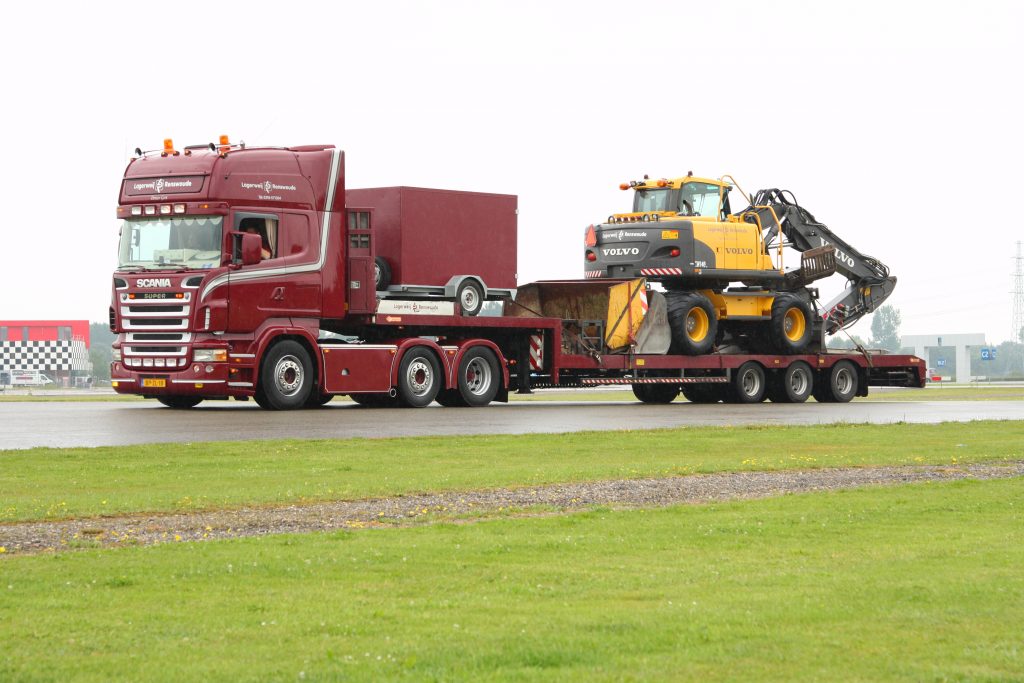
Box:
937 359 946 367
981 348 991 360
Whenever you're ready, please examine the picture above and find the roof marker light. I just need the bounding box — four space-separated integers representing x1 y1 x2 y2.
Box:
160 205 171 215
131 206 142 216
619 183 630 191
144 206 156 215
173 204 185 214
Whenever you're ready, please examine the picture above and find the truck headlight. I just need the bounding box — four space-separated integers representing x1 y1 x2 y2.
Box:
112 347 122 361
193 349 228 362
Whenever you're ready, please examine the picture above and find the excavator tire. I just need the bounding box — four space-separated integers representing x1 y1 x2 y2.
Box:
666 292 717 355
768 293 814 354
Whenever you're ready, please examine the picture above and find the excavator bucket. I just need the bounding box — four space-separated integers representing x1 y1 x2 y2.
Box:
506 279 653 352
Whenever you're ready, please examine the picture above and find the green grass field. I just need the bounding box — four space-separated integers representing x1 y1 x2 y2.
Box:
2 478 1021 682
2 421 1021 523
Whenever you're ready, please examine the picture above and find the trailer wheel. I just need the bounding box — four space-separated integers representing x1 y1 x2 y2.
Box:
666 292 717 355
259 340 314 410
456 279 484 316
631 383 679 404
457 347 500 406
768 294 814 353
826 360 858 403
157 396 202 409
728 362 766 403
777 361 813 403
397 347 441 407
682 384 726 403
374 257 392 291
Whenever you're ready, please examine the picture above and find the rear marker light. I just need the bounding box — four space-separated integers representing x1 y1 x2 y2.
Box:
586 251 597 262
670 248 681 257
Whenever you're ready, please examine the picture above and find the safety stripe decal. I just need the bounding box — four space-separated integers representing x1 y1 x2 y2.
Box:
639 267 683 276
580 377 728 385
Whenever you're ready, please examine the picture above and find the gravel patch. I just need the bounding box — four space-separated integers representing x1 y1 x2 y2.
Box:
2 462 1022 556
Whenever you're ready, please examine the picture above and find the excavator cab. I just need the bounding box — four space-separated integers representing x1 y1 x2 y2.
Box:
622 176 732 222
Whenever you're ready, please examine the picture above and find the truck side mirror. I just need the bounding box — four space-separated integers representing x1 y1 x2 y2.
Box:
230 231 263 266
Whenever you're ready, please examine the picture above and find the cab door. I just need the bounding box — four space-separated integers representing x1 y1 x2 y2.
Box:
346 209 376 314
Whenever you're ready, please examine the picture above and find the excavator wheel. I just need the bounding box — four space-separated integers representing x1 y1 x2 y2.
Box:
768 293 814 354
666 292 717 355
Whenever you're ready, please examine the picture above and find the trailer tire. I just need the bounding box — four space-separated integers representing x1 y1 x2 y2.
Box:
457 347 500 406
728 361 767 403
631 383 679 404
397 347 442 407
374 257 392 291
157 396 202 409
456 279 484 316
826 360 858 403
681 384 725 403
777 361 813 403
259 340 314 410
768 293 814 354
666 292 717 355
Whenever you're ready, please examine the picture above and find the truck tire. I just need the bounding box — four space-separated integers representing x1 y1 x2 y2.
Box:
456 279 484 316
666 292 717 355
825 360 858 403
728 361 766 403
157 396 202 409
304 392 333 408
374 257 392 291
457 347 500 406
768 293 814 354
397 347 442 407
259 340 314 410
631 382 679 404
776 361 813 403
681 384 726 403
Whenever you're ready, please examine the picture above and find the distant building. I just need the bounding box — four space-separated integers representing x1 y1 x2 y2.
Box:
0 320 92 386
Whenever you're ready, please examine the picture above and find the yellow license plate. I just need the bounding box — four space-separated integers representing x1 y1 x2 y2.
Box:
142 378 166 388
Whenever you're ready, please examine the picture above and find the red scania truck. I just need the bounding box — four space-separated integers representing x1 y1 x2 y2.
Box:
109 139 925 409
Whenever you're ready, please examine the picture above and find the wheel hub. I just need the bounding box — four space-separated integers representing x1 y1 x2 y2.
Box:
275 356 303 396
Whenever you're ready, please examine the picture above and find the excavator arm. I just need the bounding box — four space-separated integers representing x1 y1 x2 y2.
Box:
746 188 897 334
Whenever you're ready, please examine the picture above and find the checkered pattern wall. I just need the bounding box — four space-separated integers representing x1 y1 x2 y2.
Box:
0 340 91 372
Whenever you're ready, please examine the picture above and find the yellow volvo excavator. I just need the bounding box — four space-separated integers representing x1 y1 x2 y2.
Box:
582 173 896 354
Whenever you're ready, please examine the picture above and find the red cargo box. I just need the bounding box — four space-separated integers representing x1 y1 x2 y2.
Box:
346 186 517 289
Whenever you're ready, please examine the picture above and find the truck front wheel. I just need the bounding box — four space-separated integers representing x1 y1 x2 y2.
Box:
397 347 441 407
259 340 314 410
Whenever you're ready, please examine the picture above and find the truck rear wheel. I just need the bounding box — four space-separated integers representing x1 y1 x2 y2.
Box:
768 294 814 353
259 340 314 410
397 347 441 407
350 392 399 407
456 280 484 316
728 362 766 403
157 396 202 409
457 347 500 406
666 292 717 355
775 361 813 403
631 382 679 404
434 389 467 407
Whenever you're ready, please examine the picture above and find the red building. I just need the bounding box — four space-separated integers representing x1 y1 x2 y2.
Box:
0 320 92 386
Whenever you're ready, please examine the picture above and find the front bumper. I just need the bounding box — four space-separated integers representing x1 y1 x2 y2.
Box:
110 360 248 398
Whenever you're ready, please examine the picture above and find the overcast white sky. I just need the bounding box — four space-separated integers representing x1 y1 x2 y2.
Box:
2 1 1021 343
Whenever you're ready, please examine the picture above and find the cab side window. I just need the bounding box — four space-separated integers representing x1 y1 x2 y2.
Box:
236 215 279 260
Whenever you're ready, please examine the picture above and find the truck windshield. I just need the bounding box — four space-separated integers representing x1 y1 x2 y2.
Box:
633 189 673 213
117 216 224 269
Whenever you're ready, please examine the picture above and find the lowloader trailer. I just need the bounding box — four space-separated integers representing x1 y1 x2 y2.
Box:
109 140 924 409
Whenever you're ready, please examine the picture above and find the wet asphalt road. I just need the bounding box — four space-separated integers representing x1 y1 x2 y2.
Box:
1 398 1021 449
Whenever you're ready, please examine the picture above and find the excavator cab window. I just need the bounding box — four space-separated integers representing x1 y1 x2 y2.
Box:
680 183 725 218
633 189 674 213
